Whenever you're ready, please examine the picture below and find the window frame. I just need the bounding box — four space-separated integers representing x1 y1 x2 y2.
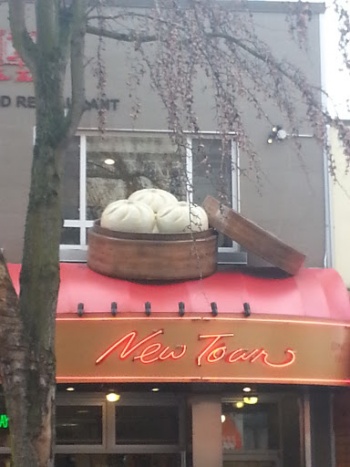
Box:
55 392 186 456
59 128 243 263
55 394 107 454
221 393 283 465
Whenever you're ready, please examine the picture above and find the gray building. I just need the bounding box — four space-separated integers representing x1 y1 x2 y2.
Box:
1 3 347 467
0 1 328 267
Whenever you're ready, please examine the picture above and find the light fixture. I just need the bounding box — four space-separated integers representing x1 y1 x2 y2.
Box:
151 387 160 392
66 387 75 392
243 396 258 405
106 391 121 402
235 401 244 409
221 414 226 423
267 125 288 144
243 386 252 393
104 158 115 165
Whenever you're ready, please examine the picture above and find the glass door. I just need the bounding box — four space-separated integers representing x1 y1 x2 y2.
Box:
222 396 281 467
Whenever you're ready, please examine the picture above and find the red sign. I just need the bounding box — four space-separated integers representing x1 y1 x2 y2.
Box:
95 329 296 368
55 317 350 386
0 30 35 82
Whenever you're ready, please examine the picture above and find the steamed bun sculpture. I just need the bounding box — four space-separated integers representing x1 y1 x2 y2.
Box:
100 188 209 235
157 201 209 234
90 188 216 281
100 199 156 233
128 188 178 214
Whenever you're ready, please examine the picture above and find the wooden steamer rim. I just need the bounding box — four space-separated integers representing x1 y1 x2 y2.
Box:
87 221 218 281
202 195 306 276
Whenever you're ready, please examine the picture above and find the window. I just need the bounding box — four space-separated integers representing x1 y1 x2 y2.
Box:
56 405 103 445
115 405 179 445
222 398 281 467
60 130 240 261
222 402 280 452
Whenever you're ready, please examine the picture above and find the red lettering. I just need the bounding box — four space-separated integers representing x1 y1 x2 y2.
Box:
96 330 187 365
197 334 296 368
95 329 296 370
196 334 233 366
226 349 247 362
0 30 10 81
16 67 33 82
158 346 187 361
261 348 296 368
2 31 34 82
134 343 163 364
95 330 164 364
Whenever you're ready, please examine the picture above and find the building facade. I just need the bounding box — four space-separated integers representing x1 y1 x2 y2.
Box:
0 2 349 467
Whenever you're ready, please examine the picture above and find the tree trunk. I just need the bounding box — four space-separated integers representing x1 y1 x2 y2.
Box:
0 57 66 467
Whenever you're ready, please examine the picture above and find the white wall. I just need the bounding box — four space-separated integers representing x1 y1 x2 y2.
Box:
329 127 350 287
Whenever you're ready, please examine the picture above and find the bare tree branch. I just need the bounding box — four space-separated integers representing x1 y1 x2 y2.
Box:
86 25 157 42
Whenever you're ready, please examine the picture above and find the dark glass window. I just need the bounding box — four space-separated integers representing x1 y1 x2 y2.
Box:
60 227 80 245
115 406 179 445
62 136 80 220
85 134 184 221
193 138 233 248
222 402 279 452
56 405 103 445
61 132 237 250
192 138 233 207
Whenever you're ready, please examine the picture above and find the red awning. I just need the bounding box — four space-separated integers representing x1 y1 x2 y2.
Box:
7 263 350 321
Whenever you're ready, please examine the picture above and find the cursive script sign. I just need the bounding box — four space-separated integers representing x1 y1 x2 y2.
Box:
95 329 296 368
55 317 350 385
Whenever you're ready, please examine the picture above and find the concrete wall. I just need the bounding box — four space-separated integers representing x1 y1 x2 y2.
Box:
0 2 327 266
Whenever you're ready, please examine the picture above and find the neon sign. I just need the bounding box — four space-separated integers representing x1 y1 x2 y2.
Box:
95 329 296 368
0 414 9 429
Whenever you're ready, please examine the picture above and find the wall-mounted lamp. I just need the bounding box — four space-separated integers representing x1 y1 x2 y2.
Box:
267 125 313 144
111 302 117 317
145 301 151 316
267 125 288 144
243 302 251 318
178 302 185 317
106 390 120 402
210 302 218 317
77 302 84 317
243 396 259 405
104 158 115 165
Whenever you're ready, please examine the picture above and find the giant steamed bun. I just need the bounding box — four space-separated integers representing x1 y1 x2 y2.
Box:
157 201 209 234
100 199 156 233
128 188 178 214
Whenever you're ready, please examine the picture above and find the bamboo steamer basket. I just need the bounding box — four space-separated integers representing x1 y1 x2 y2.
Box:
87 221 218 281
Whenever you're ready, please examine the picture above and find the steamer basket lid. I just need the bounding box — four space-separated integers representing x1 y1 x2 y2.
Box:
202 195 306 276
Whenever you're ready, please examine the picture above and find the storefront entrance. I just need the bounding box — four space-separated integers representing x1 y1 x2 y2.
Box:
221 393 300 467
0 387 335 467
